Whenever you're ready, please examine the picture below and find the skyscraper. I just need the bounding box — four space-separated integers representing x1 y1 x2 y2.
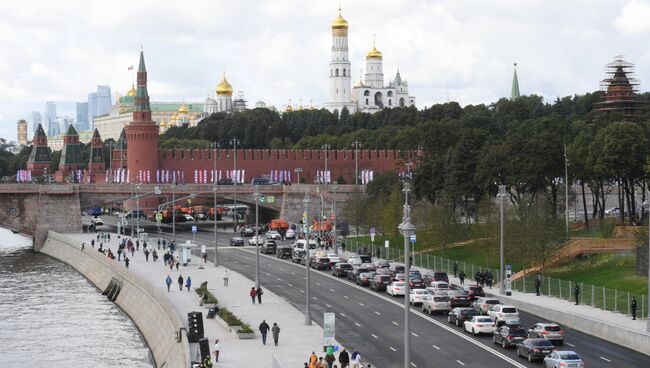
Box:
44 101 57 136
88 92 97 128
76 102 89 131
17 119 27 145
88 85 112 130
27 111 42 141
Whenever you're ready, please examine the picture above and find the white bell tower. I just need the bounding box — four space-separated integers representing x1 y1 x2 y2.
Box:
325 6 356 114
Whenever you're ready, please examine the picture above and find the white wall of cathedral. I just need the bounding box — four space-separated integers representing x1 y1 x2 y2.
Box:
329 76 352 103
364 58 384 88
354 87 397 109
216 96 232 112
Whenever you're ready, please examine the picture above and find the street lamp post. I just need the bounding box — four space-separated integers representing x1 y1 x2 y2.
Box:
136 184 141 239
564 144 569 234
212 142 219 267
332 185 339 254
646 191 650 331
172 184 176 241
230 138 240 232
322 144 330 184
352 141 362 185
303 189 312 326
498 185 506 295
294 167 303 185
398 182 415 368
130 184 135 238
253 186 261 288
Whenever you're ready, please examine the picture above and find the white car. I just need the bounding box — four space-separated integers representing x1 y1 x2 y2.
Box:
91 217 104 226
285 228 296 239
183 214 195 222
487 305 520 325
387 281 406 296
543 351 583 368
266 230 282 240
463 316 497 335
326 253 341 264
248 235 265 246
409 289 431 305
428 281 450 293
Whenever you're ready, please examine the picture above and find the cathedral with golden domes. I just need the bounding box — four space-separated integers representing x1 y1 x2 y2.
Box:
325 7 416 115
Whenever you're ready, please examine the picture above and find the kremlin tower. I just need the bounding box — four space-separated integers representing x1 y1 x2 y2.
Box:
125 49 159 183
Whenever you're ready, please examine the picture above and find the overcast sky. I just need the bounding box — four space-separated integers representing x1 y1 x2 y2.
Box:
2 0 650 140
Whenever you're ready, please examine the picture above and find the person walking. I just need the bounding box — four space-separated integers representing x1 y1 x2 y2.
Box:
117 247 122 261
325 351 336 368
458 270 466 285
453 262 458 278
144 249 150 262
350 350 361 368
259 320 270 345
213 339 221 363
185 276 192 292
165 275 172 292
338 348 350 368
223 270 229 286
573 282 580 305
175 259 180 271
124 256 130 269
535 276 541 296
250 287 257 304
256 286 264 304
317 357 327 368
178 275 184 291
631 297 637 320
308 351 318 368
271 322 280 346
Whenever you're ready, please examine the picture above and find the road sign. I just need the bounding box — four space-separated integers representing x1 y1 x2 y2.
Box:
268 195 275 203
192 225 197 233
384 240 389 248
155 213 163 222
369 227 376 242
260 195 265 203
410 234 416 243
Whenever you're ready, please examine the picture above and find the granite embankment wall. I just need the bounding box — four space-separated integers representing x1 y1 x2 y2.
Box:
40 231 190 368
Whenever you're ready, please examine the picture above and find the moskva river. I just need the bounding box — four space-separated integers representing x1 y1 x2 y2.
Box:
0 228 153 368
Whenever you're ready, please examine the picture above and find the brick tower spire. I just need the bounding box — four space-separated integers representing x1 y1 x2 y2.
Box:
26 123 52 176
125 48 159 183
88 128 105 172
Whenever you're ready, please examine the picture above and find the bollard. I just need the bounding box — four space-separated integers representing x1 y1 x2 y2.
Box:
614 289 617 312
447 259 450 273
548 277 551 296
559 279 562 300
427 255 430 269
627 292 630 315
591 285 595 306
603 287 606 310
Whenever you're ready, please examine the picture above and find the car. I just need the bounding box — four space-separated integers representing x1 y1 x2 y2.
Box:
409 277 426 289
196 213 208 221
376 268 392 277
276 245 292 259
493 324 528 348
294 239 318 255
424 270 449 284
447 307 479 327
241 227 255 237
543 351 584 368
229 236 245 246
604 207 620 216
248 235 265 246
217 178 234 185
422 295 451 314
332 263 353 277
348 255 373 268
125 210 146 219
311 257 332 270
447 290 472 307
409 289 431 305
370 274 392 291
261 241 277 254
389 264 405 277
528 323 565 345
393 273 406 282
463 316 497 336
356 272 373 287
487 305 520 326
251 177 278 185
428 281 450 293
409 270 423 279
516 338 556 362
91 217 104 226
326 253 341 265
473 297 501 315
266 230 282 240
292 248 306 264
387 281 406 296
374 260 390 269
347 267 370 282
464 284 485 300
285 228 296 239
182 214 195 222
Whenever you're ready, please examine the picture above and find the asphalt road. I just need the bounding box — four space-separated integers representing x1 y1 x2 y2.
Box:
97 217 649 368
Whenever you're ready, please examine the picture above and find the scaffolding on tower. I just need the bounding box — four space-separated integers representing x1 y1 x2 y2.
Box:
594 56 645 121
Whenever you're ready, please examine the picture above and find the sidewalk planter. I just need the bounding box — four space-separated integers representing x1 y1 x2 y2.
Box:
236 324 255 339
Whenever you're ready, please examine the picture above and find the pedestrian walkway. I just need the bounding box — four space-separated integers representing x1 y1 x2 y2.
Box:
68 232 335 368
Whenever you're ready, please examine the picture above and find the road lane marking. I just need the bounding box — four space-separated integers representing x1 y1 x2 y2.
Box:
300 290 304 293
313 297 318 300
340 313 347 317
343 295 349 299
267 263 272 266
291 272 296 275
392 321 399 326
358 302 365 306
326 304 332 308
432 345 440 350
457 360 465 366
329 289 335 292
389 346 396 352
411 332 418 337
566 342 575 347
354 322 361 327
410 363 417 368
279 268 284 271
288 284 293 287
600 357 611 363
371 334 378 339
316 282 321 286
374 311 381 315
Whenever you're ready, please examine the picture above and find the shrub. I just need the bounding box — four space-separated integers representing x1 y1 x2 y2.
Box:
194 284 218 304
601 221 616 239
237 324 253 333
216 308 243 326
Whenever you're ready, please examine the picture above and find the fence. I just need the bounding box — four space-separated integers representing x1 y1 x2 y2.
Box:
344 238 646 320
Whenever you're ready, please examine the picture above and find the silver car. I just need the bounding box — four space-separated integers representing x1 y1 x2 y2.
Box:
543 351 584 368
421 295 451 314
529 323 565 345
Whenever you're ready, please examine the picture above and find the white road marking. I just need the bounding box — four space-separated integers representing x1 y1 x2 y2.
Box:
389 346 397 352
358 302 365 306
566 342 575 347
267 263 272 266
600 357 611 363
276 278 283 282
457 360 465 366
392 321 399 326
410 363 417 368
371 334 378 339
343 295 349 299
411 332 418 337
300 290 304 293
265 272 271 276
329 288 335 292
313 297 318 300
354 322 361 327
326 304 332 308
340 313 347 317
291 272 296 275
279 268 284 271
374 311 381 316
316 282 321 286
432 345 440 350
288 284 293 287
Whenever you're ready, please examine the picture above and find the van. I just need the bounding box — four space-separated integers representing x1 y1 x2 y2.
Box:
293 239 318 256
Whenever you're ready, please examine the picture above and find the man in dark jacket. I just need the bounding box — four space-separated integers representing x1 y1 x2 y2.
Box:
259 320 270 345
271 322 280 346
573 282 580 305
338 348 350 368
631 297 637 320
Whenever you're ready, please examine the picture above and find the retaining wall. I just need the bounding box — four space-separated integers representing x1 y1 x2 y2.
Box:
40 231 190 368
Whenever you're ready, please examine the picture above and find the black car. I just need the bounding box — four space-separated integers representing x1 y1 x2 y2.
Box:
447 290 472 307
347 267 370 281
217 178 234 185
447 307 478 327
370 275 392 291
356 272 373 287
229 237 245 246
241 227 255 237
493 325 528 348
261 241 277 254
516 338 555 362
332 263 353 277
424 270 449 284
408 278 426 289
389 265 405 277
311 257 332 270
276 246 292 259
464 284 486 300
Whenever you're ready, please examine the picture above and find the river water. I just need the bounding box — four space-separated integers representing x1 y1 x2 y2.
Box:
0 228 153 368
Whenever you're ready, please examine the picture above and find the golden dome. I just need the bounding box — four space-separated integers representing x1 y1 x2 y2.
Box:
366 46 382 59
178 104 189 114
216 74 233 96
354 78 365 87
160 119 168 128
126 84 136 97
331 9 348 30
286 104 293 112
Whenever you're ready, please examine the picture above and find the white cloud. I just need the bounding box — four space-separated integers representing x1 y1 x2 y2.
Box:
615 0 650 35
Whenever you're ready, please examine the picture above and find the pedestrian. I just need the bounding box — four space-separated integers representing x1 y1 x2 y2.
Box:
271 322 280 346
535 276 541 296
136 240 140 251
350 350 361 368
257 286 264 304
453 262 458 278
169 259 174 271
152 249 158 262
250 287 257 304
175 259 180 271
475 270 482 286
259 320 270 345
81 242 85 251
631 297 637 320
178 275 184 291
213 339 221 363
91 239 95 247
144 249 150 262
317 357 327 368
117 247 122 261
486 271 493 289
573 282 580 305
157 239 161 250
223 270 229 286
458 270 466 285
309 351 318 368
185 276 192 292
124 257 130 269
325 351 336 368
338 348 349 368
165 275 172 292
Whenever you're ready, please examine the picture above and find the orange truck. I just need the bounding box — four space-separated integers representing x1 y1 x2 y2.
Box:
270 219 289 230
312 219 333 232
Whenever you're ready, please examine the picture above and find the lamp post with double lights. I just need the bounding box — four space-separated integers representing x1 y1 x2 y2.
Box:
212 141 220 267
352 141 362 185
294 167 303 185
498 184 507 295
332 185 339 254
643 193 650 331
303 189 312 326
253 186 261 288
230 138 240 231
322 143 330 184
397 181 415 368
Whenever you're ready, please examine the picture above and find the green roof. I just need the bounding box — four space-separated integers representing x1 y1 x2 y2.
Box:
66 124 78 136
151 102 204 112
27 145 52 164
60 139 83 166
115 129 127 150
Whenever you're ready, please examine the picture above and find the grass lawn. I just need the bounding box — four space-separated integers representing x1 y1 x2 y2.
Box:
545 254 647 295
570 227 604 238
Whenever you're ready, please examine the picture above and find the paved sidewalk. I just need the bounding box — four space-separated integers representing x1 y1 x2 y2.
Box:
69 232 332 368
